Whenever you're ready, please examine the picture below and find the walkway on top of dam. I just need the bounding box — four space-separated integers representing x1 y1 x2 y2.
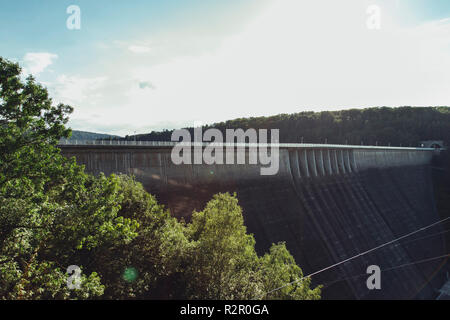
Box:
58 139 437 151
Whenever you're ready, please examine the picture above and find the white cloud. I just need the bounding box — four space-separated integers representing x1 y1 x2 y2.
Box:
128 45 151 54
53 75 107 105
23 52 58 75
47 0 450 135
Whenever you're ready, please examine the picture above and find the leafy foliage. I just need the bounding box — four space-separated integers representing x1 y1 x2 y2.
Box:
183 193 321 300
0 57 127 299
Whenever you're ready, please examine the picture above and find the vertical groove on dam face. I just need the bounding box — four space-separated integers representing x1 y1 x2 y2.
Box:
358 167 446 299
60 145 446 299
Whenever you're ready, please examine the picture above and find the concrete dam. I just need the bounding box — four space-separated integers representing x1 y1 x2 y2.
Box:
59 142 448 299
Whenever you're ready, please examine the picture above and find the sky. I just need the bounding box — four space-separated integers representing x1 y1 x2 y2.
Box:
1 0 450 136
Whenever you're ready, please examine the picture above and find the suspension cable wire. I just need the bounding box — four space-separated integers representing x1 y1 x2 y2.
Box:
391 227 450 248
386 220 450 248
320 253 450 289
262 216 450 298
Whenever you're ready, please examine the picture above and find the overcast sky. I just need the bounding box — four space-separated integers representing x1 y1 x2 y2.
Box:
1 0 450 135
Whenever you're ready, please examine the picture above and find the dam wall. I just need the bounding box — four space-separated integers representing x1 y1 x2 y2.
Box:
59 142 433 179
59 143 447 299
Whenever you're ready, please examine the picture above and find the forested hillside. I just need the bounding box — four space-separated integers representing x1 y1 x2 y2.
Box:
132 107 450 147
65 130 121 141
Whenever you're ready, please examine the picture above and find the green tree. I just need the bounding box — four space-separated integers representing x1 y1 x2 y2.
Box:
260 243 321 300
86 175 190 299
0 58 138 299
184 193 261 299
184 193 321 300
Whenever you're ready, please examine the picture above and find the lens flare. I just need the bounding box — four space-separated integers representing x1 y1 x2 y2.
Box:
123 267 138 282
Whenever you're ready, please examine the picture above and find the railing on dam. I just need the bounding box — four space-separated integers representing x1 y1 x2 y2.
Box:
58 139 436 151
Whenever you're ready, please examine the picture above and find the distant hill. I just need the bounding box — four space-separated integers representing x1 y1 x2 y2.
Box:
66 130 122 141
